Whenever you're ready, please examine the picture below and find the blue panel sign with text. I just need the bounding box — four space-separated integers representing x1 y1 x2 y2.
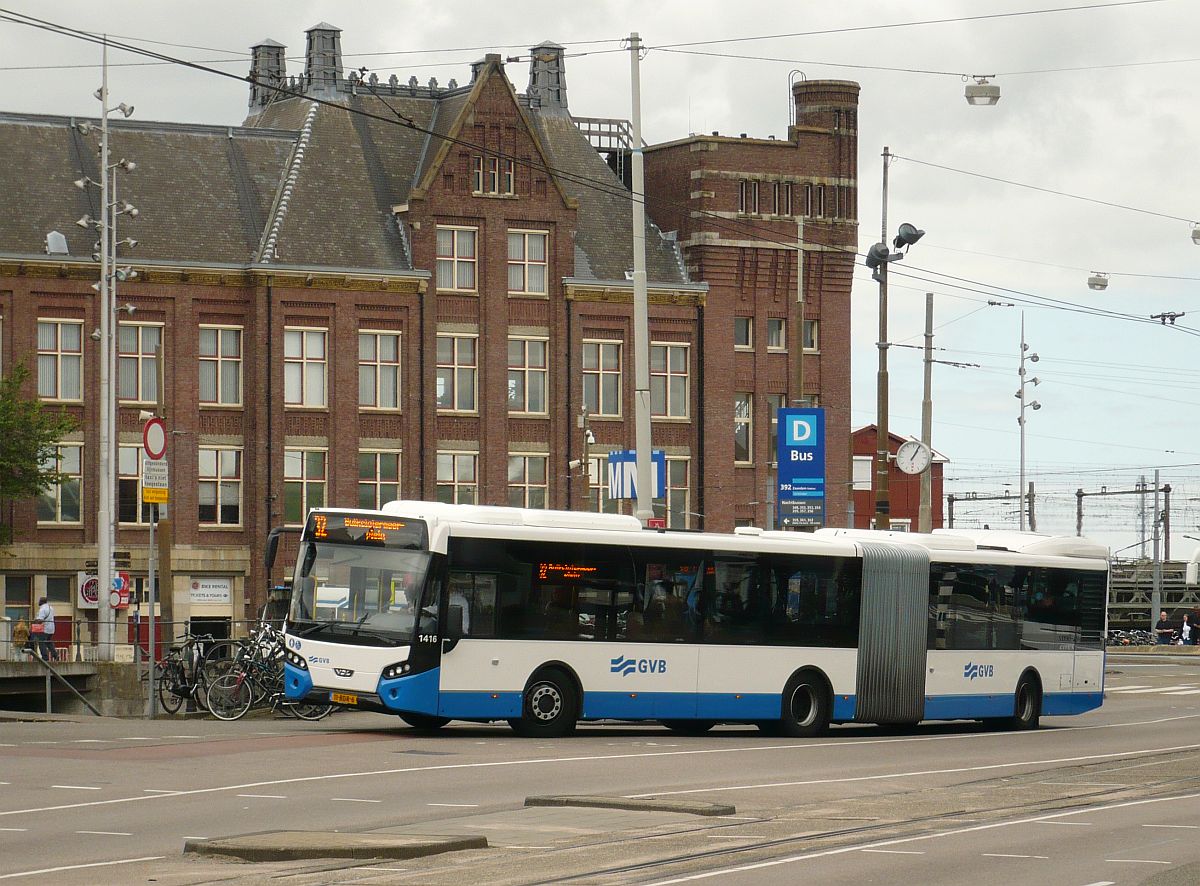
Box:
777 408 826 527
608 449 667 499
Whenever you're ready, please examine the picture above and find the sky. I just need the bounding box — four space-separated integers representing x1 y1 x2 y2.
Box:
1 0 1198 562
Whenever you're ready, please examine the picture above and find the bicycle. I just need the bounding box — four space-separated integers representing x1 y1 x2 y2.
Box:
206 623 334 722
150 631 216 714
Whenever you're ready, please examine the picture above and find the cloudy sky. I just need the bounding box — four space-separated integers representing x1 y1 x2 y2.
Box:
2 0 1198 560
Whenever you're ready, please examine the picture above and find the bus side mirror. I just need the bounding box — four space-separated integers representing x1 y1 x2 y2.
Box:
1187 561 1199 586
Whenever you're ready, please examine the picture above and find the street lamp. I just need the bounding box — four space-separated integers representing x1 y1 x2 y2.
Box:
71 39 139 662
1087 272 1109 291
863 147 924 530
1016 313 1040 531
965 75 1001 106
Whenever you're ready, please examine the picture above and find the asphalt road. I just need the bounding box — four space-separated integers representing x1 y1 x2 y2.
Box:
1 654 1198 885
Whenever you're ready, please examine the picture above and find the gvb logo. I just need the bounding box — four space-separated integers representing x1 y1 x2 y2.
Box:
610 655 667 677
963 662 995 681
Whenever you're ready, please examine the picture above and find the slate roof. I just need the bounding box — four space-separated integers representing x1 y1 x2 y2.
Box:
0 62 690 286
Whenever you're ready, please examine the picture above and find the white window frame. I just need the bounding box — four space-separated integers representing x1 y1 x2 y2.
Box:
775 182 793 216
117 321 163 404
803 319 819 352
767 318 786 351
358 330 402 411
436 226 478 292
767 393 785 466
436 451 478 505
734 392 753 465
853 455 873 491
507 453 549 509
198 325 243 406
37 443 82 524
508 336 548 415
198 446 242 527
738 180 759 214
283 448 327 526
582 339 622 418
507 230 548 295
358 449 402 510
586 454 621 515
734 316 753 350
650 342 689 419
118 445 151 525
36 318 83 402
284 327 328 408
436 334 478 413
663 456 691 530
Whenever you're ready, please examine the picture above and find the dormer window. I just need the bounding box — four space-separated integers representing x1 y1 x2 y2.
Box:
472 155 514 195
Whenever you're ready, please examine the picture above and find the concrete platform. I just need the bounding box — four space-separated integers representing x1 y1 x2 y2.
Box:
185 831 487 862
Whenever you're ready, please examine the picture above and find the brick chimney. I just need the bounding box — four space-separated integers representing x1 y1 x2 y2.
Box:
304 22 343 95
248 38 286 108
526 41 568 113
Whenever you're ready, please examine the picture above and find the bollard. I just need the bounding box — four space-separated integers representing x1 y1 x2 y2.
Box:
45 670 52 714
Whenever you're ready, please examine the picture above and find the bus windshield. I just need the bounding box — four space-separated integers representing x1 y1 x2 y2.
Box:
288 542 434 645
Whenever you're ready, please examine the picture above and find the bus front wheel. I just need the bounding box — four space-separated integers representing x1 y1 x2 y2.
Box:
509 669 578 738
400 713 450 731
775 673 830 738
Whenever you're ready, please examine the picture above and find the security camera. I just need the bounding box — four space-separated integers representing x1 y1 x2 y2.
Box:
90 328 102 341
568 459 582 470
584 429 596 445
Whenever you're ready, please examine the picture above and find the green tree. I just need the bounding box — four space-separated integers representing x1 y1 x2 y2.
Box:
0 364 78 545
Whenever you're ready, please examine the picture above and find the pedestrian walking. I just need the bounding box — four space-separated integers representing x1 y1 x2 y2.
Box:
1182 614 1193 647
33 597 56 661
1155 610 1173 645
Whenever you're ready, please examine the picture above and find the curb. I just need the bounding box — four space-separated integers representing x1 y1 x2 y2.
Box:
185 831 487 862
525 795 736 817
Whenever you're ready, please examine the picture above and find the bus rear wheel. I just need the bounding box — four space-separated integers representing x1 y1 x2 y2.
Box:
509 669 577 738
776 673 830 738
401 713 450 731
1004 678 1041 731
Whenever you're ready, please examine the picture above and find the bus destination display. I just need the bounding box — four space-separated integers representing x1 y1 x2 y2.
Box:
308 512 428 549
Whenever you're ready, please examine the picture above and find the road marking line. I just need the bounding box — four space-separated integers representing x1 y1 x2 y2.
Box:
1105 859 1171 864
1079 882 1115 886
71 739 110 744
1111 686 1195 694
76 830 132 836
638 790 1200 885
1143 824 1200 829
164 735 202 738
428 803 479 807
982 853 1049 859
119 737 154 741
51 785 102 791
0 828 28 832
182 836 208 841
236 794 286 799
1163 689 1200 695
1104 685 1150 691
7 728 1200 820
1039 821 1093 825
141 789 179 794
1040 782 1126 787
331 798 382 803
861 849 925 855
0 856 165 880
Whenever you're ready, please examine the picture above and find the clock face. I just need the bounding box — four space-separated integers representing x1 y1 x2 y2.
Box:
895 441 931 475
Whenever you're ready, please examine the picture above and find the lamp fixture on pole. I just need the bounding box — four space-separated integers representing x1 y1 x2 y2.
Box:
965 75 1001 106
1087 272 1109 291
864 146 924 530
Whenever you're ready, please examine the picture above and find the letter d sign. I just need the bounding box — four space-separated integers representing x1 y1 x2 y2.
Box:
787 417 814 446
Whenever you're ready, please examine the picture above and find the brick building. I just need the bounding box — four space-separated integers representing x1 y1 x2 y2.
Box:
851 425 947 531
0 24 859 646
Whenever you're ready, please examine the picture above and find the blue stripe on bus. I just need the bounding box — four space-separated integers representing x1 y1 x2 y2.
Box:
921 691 1104 720
283 662 313 700
1043 691 1103 716
439 691 523 719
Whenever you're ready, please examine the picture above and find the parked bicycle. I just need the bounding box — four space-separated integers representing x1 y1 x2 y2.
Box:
206 622 334 722
148 631 220 714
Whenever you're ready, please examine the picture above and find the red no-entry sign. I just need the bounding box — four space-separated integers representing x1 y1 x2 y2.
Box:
143 417 167 460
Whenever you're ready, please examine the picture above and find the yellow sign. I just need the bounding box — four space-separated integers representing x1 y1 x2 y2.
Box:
142 487 169 504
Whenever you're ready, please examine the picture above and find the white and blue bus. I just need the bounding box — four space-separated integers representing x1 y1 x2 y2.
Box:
281 502 1108 737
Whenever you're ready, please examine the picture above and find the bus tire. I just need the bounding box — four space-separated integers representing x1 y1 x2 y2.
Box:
509 668 578 738
661 719 716 735
400 713 451 731
1004 676 1041 731
777 672 831 738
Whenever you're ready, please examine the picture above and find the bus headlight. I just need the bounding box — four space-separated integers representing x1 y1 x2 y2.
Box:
382 661 411 679
285 650 309 670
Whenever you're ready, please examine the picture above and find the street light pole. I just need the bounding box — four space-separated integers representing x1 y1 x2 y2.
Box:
1017 312 1040 531
628 32 653 526
918 292 933 533
874 147 892 531
96 39 114 659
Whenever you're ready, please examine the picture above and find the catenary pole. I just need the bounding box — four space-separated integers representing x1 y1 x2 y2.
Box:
629 33 653 525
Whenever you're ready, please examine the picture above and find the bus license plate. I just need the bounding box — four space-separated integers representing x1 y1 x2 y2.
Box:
331 692 358 705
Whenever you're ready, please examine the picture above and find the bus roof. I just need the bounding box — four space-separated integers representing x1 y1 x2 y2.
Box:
815 527 1109 560
380 500 644 532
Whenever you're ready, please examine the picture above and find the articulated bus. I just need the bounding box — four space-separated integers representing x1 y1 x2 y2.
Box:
281 501 1108 737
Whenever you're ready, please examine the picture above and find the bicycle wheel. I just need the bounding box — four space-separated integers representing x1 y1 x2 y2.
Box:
286 702 335 721
206 672 253 721
157 661 184 714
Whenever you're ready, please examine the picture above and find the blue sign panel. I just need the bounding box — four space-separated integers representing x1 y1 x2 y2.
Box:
777 408 826 527
608 449 667 499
